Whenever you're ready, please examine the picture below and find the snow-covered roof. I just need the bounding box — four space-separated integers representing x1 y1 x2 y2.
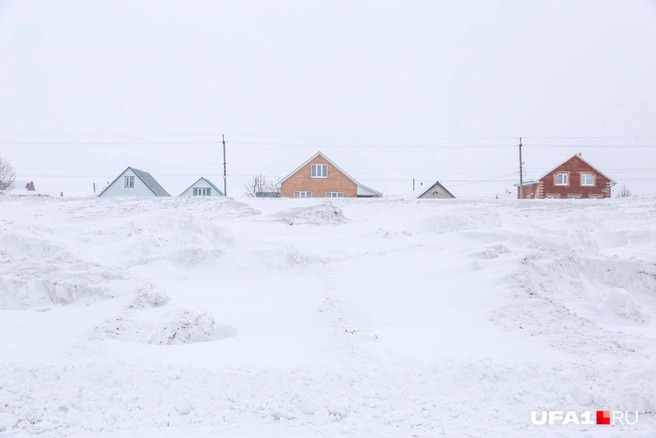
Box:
98 167 171 197
276 151 383 196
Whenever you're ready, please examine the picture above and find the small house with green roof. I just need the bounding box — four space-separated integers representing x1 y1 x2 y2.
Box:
179 177 224 197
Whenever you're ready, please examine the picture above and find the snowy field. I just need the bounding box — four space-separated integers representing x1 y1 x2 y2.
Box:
1 194 655 437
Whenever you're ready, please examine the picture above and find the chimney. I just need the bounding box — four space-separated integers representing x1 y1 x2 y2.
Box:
578 152 582 157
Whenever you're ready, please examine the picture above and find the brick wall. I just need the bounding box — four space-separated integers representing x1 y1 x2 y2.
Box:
280 155 358 198
517 183 539 199
539 155 611 199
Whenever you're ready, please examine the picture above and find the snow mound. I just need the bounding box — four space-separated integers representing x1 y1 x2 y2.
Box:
275 203 348 226
92 309 237 345
520 247 656 325
149 309 238 345
0 257 124 310
128 285 171 310
0 231 70 259
419 210 501 234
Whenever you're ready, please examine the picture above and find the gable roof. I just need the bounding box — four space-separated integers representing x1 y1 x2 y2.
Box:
98 167 171 197
517 154 616 187
417 181 455 198
276 151 383 196
179 177 224 196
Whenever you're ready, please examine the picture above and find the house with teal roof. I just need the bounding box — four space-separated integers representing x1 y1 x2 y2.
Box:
179 177 224 197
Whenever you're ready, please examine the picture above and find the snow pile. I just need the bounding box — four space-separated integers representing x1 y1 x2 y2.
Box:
0 230 124 309
149 309 238 345
275 203 348 226
128 285 171 310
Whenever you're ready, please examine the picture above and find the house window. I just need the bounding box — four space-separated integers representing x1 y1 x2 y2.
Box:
124 176 135 188
568 195 581 199
294 191 312 198
193 187 211 196
589 195 603 199
311 164 328 178
580 173 594 186
554 173 568 186
546 194 560 199
325 192 344 198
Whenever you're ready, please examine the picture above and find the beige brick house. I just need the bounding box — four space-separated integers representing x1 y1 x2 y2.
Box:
277 151 382 198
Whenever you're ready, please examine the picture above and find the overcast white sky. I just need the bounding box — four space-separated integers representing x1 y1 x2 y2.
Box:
1 0 656 197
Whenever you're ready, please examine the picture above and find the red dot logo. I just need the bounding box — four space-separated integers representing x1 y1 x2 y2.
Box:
596 410 611 425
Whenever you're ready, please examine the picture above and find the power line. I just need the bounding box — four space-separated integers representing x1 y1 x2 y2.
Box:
0 140 219 145
3 139 656 149
450 172 520 187
0 133 222 138
3 132 656 140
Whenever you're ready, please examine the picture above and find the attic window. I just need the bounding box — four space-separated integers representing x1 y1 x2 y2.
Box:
554 173 568 186
580 173 594 186
124 176 135 188
311 164 327 178
193 187 211 196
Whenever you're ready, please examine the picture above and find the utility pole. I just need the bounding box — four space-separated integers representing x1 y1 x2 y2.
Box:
413 179 415 191
93 183 96 194
222 134 227 196
518 137 524 199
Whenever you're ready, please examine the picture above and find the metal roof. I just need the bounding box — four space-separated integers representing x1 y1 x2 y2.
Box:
179 177 224 196
98 167 171 197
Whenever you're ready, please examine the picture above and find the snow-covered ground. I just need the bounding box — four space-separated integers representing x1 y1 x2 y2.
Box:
1 193 655 437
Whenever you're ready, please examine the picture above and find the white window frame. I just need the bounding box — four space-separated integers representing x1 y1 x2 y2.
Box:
124 176 135 188
311 164 328 178
568 194 581 199
554 173 568 186
546 194 560 199
589 194 603 199
580 173 594 186
294 191 312 198
193 187 211 196
325 192 344 198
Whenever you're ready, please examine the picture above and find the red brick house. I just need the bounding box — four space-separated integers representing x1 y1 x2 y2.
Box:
277 151 382 198
516 153 615 199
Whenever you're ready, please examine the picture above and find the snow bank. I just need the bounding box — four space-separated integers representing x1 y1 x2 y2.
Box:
1 360 654 436
0 230 125 309
92 309 237 345
149 309 238 345
275 203 348 226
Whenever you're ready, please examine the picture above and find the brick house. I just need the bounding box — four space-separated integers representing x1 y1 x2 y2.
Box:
516 153 615 199
277 151 382 198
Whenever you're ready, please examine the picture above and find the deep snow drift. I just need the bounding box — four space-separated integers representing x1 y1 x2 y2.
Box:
1 194 655 437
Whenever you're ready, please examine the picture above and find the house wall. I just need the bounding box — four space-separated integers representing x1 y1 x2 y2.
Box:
539 156 611 199
418 184 454 199
99 169 157 197
280 156 358 198
517 183 539 199
180 179 223 197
